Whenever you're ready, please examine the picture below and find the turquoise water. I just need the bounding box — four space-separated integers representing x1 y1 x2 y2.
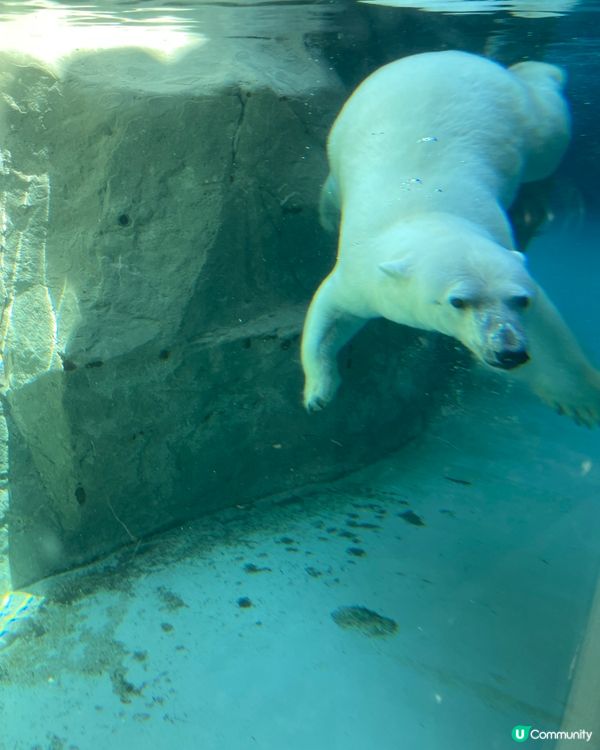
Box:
0 2 599 749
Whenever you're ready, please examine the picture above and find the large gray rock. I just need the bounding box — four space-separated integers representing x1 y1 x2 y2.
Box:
0 14 458 587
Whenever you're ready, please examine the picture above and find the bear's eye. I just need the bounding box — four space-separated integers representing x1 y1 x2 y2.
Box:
510 295 530 309
449 296 468 310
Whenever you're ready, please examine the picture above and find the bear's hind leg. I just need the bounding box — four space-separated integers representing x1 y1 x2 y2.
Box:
301 275 365 411
518 287 600 427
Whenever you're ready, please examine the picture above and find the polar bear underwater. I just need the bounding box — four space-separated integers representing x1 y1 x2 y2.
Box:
301 50 600 427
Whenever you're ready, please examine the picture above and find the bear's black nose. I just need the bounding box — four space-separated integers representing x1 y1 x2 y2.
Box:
494 349 530 369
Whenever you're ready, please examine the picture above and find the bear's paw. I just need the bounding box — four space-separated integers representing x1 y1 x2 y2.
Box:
537 372 600 428
303 370 341 413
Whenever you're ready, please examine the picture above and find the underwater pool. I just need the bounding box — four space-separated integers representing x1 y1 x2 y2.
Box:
0 2 599 749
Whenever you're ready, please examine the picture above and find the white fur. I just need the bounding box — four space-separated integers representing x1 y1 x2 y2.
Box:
302 50 600 426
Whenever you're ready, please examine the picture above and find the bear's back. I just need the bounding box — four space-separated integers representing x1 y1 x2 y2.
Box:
327 50 568 216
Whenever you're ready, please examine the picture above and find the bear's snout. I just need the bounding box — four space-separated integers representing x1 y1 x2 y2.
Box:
491 348 530 369
481 315 530 370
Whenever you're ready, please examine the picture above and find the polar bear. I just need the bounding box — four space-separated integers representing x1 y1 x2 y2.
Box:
302 50 600 426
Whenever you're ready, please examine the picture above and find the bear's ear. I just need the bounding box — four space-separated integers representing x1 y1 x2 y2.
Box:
511 251 526 265
378 259 412 278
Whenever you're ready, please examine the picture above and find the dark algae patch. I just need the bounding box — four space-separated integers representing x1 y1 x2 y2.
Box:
440 508 456 518
305 566 322 577
156 586 187 611
399 510 425 526
444 475 472 486
110 667 143 704
347 547 366 557
338 529 360 540
243 563 272 574
346 520 381 530
331 606 398 637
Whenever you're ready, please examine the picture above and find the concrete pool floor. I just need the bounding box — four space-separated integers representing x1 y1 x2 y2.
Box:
1 373 600 750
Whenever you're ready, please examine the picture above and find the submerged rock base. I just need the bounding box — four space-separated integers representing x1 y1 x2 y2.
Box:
0 22 456 586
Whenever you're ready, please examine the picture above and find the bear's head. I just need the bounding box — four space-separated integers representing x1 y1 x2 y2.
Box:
378 221 537 371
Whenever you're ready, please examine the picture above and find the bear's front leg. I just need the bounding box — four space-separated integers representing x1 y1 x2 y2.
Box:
301 274 365 411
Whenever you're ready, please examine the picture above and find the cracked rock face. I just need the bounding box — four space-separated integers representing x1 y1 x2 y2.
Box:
0 33 456 586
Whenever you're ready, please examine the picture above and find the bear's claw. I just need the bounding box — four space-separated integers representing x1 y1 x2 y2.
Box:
303 370 340 413
305 396 328 413
550 400 599 428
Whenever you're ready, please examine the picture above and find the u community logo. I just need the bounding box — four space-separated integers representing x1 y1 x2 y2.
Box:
512 725 594 743
513 726 531 742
